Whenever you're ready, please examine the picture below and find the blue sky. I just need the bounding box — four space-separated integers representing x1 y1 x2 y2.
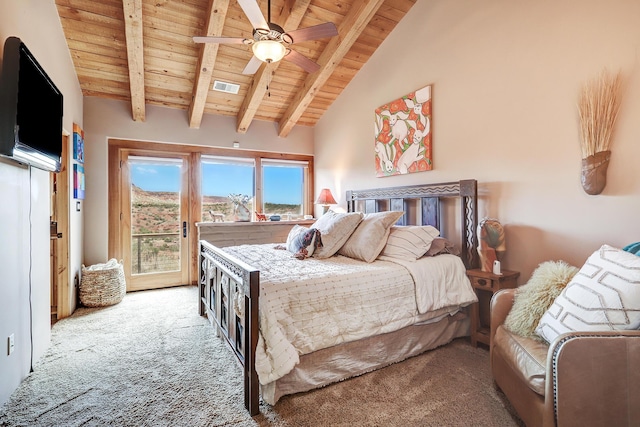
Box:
130 162 303 204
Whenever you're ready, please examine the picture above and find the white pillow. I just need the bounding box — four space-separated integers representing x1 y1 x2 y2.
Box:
338 211 404 263
535 244 640 344
378 225 440 260
311 211 363 259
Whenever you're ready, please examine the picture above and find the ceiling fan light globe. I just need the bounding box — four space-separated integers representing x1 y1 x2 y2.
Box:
252 40 286 63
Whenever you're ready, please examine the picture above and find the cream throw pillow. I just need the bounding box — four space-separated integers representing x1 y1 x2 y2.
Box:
504 261 578 340
535 245 640 344
379 225 440 260
311 210 363 259
338 211 404 262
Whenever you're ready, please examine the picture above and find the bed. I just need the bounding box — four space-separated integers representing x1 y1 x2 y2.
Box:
198 180 479 415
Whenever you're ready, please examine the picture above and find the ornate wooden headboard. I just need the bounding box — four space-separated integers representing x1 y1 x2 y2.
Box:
345 179 478 269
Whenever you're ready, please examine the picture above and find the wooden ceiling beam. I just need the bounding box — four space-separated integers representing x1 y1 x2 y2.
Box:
188 0 231 129
236 0 312 134
278 0 385 137
122 0 146 121
57 0 415 131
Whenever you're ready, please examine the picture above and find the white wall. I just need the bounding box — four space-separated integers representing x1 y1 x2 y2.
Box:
82 97 314 265
0 0 84 405
315 0 640 281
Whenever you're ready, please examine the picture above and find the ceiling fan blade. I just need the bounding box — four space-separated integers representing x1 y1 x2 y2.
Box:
284 49 320 74
242 55 263 75
237 0 269 30
193 36 248 44
286 22 338 44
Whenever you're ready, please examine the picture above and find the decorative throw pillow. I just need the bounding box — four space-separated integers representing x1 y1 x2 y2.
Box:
535 245 640 344
378 225 440 260
623 242 640 256
504 261 578 340
424 237 460 257
311 211 363 259
338 211 404 262
286 225 322 259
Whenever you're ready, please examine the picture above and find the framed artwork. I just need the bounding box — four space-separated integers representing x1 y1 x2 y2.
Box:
374 85 432 177
73 123 84 163
73 163 85 199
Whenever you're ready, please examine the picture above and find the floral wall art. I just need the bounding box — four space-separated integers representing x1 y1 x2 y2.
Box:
374 85 432 177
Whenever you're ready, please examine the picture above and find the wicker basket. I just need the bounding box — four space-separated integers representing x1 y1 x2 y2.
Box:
80 259 126 307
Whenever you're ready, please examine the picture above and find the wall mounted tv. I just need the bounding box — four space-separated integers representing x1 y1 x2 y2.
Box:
0 36 63 172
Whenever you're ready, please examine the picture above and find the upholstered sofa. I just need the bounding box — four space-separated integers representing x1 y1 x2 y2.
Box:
490 288 640 427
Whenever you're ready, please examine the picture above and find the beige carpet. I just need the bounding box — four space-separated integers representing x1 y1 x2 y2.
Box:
0 286 522 427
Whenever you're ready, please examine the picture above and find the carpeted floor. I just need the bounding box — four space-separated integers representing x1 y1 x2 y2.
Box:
0 286 522 427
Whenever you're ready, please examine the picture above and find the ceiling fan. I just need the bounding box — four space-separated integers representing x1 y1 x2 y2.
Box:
193 0 338 75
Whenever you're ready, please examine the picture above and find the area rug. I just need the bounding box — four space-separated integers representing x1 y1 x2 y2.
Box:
0 286 522 426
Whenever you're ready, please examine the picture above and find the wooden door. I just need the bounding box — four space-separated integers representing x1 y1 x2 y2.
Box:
119 151 190 291
51 133 71 320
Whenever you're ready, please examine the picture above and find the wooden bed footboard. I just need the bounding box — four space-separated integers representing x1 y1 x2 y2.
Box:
199 241 260 415
198 179 478 416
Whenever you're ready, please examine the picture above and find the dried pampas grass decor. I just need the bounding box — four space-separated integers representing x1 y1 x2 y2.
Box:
577 69 623 195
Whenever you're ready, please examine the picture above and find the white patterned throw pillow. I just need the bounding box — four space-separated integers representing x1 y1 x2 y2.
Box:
378 225 440 260
535 245 640 344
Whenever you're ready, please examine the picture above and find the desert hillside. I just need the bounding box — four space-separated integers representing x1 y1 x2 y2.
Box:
131 185 303 232
131 185 180 234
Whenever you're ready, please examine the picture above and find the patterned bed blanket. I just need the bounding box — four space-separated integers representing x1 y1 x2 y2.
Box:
221 244 476 385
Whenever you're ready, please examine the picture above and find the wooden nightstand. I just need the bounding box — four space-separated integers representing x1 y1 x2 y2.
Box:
466 268 519 347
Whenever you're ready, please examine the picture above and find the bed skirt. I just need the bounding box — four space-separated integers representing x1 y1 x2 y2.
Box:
261 309 471 405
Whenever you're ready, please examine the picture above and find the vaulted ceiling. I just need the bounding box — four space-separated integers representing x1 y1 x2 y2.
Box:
55 0 415 137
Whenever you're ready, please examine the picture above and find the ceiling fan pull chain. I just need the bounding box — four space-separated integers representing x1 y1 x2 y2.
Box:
267 68 271 97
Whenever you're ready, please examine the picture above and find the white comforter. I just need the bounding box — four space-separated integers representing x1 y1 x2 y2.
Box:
221 244 477 386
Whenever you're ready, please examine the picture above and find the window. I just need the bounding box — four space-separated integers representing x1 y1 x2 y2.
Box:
262 159 307 217
201 156 255 222
201 156 310 222
127 155 187 277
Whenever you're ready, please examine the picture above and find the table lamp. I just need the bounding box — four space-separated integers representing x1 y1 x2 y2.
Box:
315 188 337 215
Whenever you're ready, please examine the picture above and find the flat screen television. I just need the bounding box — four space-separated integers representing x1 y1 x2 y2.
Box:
0 36 63 172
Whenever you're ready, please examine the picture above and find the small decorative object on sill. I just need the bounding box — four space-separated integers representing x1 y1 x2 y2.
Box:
229 193 251 222
255 212 267 221
209 210 224 222
270 215 281 221
477 218 506 273
577 69 623 195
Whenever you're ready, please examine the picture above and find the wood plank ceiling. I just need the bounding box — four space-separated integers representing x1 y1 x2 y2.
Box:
55 0 416 137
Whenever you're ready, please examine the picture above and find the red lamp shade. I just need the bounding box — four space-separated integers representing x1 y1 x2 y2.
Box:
315 188 337 205
315 188 337 214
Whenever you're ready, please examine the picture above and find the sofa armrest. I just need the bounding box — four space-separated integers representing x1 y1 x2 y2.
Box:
490 288 515 344
546 331 640 427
